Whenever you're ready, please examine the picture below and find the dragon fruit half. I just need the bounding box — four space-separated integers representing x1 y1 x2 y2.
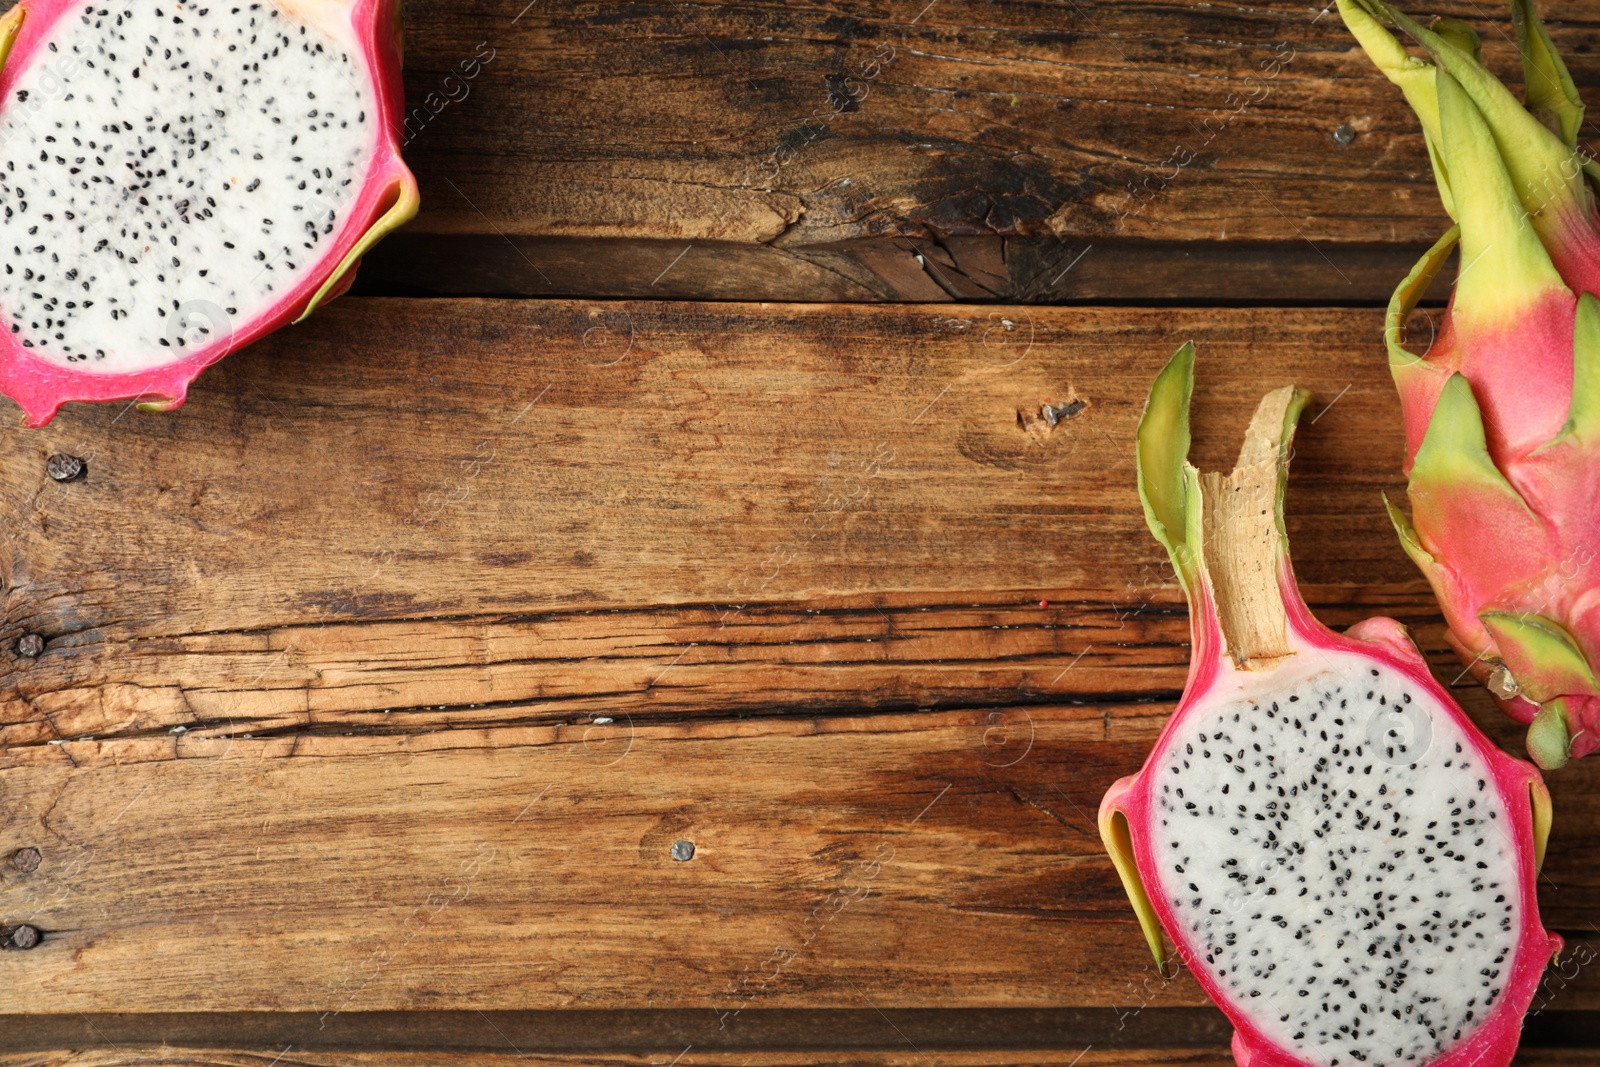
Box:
1099 345 1560 1067
0 0 418 425
1340 0 1600 767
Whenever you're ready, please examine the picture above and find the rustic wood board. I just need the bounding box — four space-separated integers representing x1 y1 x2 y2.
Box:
2 298 1430 741
0 706 1595 1015
9 1053 1241 1067
2 0 1599 1056
0 301 1595 1051
6 1052 1600 1067
0 1052 1239 1067
0 705 1279 1012
0 1006 1248 1056
353 234 1460 306
360 0 1600 300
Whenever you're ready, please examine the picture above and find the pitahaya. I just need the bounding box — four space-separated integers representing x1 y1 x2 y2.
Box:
1339 0 1600 768
1099 345 1561 1067
0 0 418 426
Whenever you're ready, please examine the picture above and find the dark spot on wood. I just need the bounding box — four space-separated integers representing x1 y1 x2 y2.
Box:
476 552 532 567
817 14 867 40
955 427 1028 471
824 75 861 114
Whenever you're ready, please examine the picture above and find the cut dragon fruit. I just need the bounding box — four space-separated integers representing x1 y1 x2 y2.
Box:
1340 0 1600 767
1099 345 1561 1067
0 0 418 425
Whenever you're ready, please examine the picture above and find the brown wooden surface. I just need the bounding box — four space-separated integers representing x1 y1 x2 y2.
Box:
8 0 1600 1061
0 706 1595 1012
2 1053 1594 1067
1 302 1597 1061
351 0 1589 301
2 1041 1599 1065
0 300 1443 742
1 1054 1597 1067
6 1053 1243 1067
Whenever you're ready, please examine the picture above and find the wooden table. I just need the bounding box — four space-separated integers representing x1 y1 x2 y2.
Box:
1 0 1596 1063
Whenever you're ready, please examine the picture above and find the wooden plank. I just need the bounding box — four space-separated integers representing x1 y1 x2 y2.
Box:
3 298 1416 730
0 298 1586 762
379 0 1595 298
351 235 1459 305
0 705 1230 1012
0 705 1595 1013
0 300 1594 1018
2 595 1479 746
0 1006 1241 1056
7 1049 1598 1066
403 0 1419 245
6 1052 1600 1067
0 1009 1595 1063
2 1051 1241 1067
0 296 1470 742
0 1006 1590 1053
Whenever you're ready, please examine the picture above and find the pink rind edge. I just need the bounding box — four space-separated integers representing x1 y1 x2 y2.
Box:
1111 561 1561 1067
0 0 414 426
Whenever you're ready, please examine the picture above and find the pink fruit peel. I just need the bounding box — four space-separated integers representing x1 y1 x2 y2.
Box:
1341 0 1600 766
1100 345 1561 1067
0 0 419 425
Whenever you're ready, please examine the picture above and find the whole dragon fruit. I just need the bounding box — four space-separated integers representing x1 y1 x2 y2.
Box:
1340 0 1600 767
0 0 418 425
1099 345 1560 1067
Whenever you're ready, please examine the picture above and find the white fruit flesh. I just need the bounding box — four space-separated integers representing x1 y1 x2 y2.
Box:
1154 648 1521 1067
0 0 374 373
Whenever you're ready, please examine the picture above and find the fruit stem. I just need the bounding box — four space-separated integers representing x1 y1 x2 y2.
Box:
1197 389 1305 667
1136 348 1311 670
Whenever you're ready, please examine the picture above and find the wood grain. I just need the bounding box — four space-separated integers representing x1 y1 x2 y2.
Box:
0 705 1224 1012
8 1050 1599 1067
0 1006 1247 1056
0 706 1595 1015
3 597 1475 748
2 1015 1597 1065
0 1051 1239 1067
6 1051 1600 1067
0 299 1594 1045
2 298 1415 727
370 0 1597 298
0 297 1454 748
1 0 1598 1055
0 299 1594 1022
351 235 1459 305
401 0 1416 244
